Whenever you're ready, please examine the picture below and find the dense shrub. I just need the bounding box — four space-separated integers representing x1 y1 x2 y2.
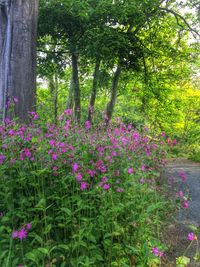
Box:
0 112 171 267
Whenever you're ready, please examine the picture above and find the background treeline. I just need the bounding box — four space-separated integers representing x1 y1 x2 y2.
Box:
37 0 200 159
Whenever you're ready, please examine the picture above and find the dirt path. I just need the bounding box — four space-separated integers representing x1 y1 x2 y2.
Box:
163 158 200 266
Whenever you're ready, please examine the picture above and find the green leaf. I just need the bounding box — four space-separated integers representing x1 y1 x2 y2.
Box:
176 256 190 267
60 207 72 216
37 247 49 255
25 251 39 264
49 244 69 254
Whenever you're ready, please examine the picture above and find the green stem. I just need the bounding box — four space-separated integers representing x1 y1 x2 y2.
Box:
183 240 194 257
6 238 13 267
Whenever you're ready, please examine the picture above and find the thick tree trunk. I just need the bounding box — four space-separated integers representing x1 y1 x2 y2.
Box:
71 52 81 122
87 59 100 122
105 65 122 122
0 0 38 122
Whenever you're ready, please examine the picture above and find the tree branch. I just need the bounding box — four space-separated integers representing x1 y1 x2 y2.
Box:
159 7 200 37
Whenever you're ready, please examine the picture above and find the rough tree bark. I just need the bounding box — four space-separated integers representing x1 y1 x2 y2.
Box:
87 59 100 122
0 0 38 122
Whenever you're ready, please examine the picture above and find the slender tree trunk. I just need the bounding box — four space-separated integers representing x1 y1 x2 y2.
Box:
71 52 81 122
49 75 58 125
87 59 100 122
54 74 58 124
0 0 38 122
105 65 122 122
66 77 74 110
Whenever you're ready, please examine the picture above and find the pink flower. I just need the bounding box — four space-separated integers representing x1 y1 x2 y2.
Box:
178 171 187 182
85 120 91 130
116 188 124 192
52 153 57 161
64 109 72 116
141 165 145 172
12 230 19 239
114 128 120 136
26 223 32 230
76 173 82 182
173 139 177 145
159 251 164 257
121 137 128 145
152 247 159 256
72 163 79 172
18 227 27 240
152 247 164 257
140 178 145 184
176 190 184 198
29 111 39 120
179 191 184 197
98 164 106 173
49 140 55 146
128 124 132 130
87 169 96 177
0 154 6 164
2 144 8 149
13 97 18 103
132 132 140 141
183 200 189 209
64 120 71 131
111 151 117 157
24 148 31 158
188 232 196 241
101 177 108 183
12 222 31 240
80 182 87 191
103 184 110 190
20 153 25 161
128 168 134 174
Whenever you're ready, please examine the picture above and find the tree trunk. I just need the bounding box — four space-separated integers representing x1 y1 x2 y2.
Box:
66 77 74 110
0 0 38 122
49 75 58 125
71 52 81 122
87 59 100 122
106 65 122 122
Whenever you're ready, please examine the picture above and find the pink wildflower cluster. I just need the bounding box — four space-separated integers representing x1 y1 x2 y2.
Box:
0 154 6 164
85 120 91 130
28 111 39 120
178 171 187 182
176 190 189 209
99 177 110 190
176 190 184 198
12 223 31 241
166 137 177 146
0 118 171 197
152 247 164 257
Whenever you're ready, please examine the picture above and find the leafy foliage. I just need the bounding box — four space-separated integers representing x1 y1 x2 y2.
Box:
0 114 172 266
